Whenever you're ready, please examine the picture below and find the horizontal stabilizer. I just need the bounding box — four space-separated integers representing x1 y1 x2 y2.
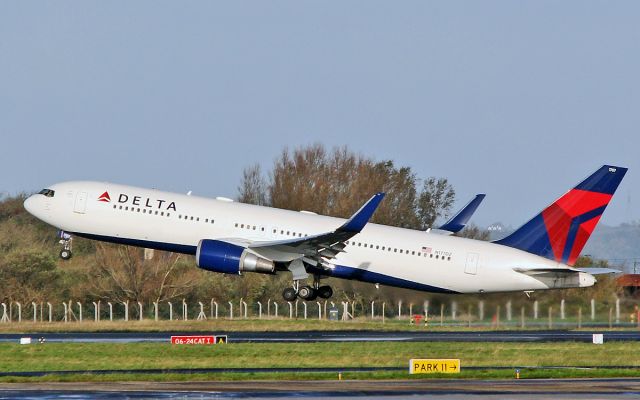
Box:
575 267 621 275
513 267 580 276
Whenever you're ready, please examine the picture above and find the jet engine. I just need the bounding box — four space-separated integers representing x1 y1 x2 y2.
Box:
196 239 275 275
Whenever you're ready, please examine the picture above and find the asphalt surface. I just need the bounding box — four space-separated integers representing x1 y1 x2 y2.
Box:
1 330 639 343
1 379 640 399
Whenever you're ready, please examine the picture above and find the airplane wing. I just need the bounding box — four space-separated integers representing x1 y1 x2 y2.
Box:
429 194 486 235
248 193 385 268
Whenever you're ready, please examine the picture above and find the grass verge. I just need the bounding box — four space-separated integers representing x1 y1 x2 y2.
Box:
0 341 638 382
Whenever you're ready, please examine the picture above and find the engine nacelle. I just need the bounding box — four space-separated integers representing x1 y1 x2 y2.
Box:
196 239 275 275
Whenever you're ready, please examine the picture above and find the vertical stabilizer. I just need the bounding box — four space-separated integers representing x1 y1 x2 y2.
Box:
495 165 627 266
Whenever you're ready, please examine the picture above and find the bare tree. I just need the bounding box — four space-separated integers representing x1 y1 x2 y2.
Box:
457 223 491 240
264 144 454 230
89 244 199 305
417 177 456 229
238 164 268 205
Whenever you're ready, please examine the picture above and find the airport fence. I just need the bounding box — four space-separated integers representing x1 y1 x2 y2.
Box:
1 294 640 329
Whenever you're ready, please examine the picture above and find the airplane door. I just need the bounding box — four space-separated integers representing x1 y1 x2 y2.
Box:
465 252 479 275
73 191 88 214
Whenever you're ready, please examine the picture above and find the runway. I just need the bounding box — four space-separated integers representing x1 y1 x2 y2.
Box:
0 330 639 343
1 379 640 399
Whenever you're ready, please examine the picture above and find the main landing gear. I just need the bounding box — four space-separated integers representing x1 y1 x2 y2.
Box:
58 231 73 260
282 276 333 301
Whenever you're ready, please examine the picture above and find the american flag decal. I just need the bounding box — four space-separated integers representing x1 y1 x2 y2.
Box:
421 246 432 254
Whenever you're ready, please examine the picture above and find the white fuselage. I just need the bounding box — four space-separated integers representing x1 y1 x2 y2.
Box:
24 181 596 294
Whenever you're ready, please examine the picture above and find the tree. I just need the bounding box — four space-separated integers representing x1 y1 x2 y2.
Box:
0 250 63 304
257 144 455 229
237 164 268 206
88 244 200 306
457 224 491 241
417 177 456 230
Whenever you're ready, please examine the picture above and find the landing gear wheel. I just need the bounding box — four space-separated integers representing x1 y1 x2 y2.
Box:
317 285 333 299
298 286 317 301
282 287 298 301
59 249 72 260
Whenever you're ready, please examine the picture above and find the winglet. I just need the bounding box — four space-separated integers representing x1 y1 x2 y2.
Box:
338 193 385 233
438 194 486 233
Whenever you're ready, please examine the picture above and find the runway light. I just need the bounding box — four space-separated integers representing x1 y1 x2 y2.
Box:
515 369 520 379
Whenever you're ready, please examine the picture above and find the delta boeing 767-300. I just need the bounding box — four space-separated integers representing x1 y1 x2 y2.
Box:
24 165 626 301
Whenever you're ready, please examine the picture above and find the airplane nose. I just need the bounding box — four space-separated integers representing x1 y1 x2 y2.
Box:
23 195 40 216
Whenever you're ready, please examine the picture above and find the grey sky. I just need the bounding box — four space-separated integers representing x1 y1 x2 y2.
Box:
1 2 638 228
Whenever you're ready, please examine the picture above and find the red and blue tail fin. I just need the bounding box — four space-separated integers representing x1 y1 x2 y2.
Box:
495 165 627 266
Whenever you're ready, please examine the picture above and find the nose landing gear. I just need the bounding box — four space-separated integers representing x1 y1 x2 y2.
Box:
58 231 73 260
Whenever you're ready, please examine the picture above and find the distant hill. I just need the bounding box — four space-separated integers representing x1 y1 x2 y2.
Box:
487 222 640 273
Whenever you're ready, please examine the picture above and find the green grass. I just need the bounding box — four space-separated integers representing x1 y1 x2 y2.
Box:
0 341 639 382
0 318 636 333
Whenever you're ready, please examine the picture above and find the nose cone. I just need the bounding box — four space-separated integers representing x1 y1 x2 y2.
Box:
23 195 36 216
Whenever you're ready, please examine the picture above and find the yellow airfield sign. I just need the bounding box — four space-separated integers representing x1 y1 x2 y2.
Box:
409 359 460 374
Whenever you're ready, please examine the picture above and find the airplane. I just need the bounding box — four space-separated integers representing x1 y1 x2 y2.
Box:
23 165 626 301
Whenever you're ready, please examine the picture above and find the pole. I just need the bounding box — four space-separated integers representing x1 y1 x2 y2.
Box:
382 302 385 324
578 307 582 329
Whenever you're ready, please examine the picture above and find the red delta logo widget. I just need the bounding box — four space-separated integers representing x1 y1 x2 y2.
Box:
98 192 111 203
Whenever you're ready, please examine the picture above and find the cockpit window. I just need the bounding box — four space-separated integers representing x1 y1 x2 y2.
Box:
38 189 55 198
